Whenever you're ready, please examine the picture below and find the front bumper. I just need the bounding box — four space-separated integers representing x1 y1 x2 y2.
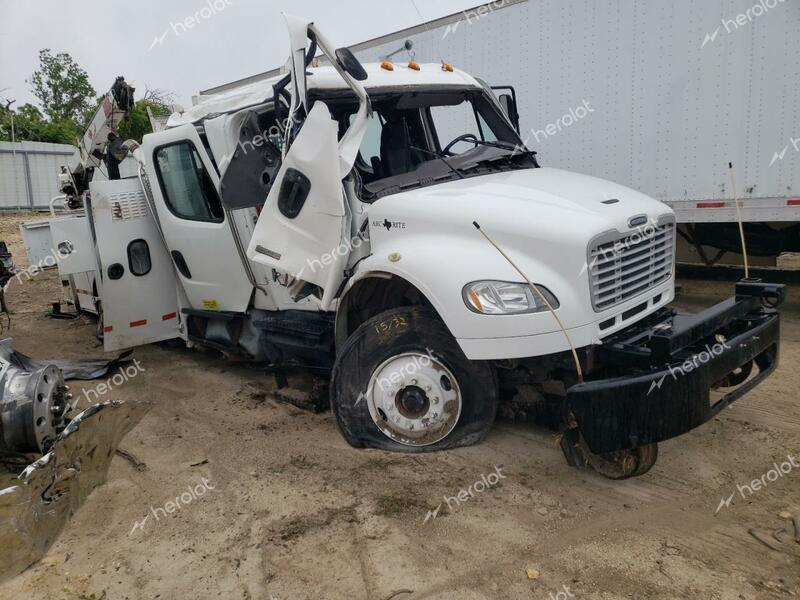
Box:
566 280 785 454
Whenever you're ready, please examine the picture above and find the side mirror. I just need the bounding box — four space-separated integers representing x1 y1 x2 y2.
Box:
335 48 368 81
498 93 520 134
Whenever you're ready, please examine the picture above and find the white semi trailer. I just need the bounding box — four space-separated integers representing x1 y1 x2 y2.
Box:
202 0 800 269
46 15 784 480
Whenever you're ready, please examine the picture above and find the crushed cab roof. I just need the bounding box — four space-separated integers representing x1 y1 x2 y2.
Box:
168 63 482 127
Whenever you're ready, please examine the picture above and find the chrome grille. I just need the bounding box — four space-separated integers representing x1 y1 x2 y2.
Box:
589 222 675 311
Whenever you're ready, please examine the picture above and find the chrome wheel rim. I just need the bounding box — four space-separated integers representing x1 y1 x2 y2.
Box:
365 351 462 447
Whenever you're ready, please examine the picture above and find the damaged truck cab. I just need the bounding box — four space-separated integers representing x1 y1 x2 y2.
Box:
63 16 782 478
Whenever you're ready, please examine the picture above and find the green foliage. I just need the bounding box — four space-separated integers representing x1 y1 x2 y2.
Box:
28 49 96 123
0 103 81 144
0 50 175 146
117 99 172 143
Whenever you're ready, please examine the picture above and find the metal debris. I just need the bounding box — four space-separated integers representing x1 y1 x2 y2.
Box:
0 398 147 584
0 338 133 380
0 340 148 584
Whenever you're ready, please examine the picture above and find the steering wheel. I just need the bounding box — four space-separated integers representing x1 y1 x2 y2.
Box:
443 133 479 155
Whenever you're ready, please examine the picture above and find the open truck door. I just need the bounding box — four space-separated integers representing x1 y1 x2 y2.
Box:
90 179 180 351
246 15 371 310
246 101 349 310
140 124 253 313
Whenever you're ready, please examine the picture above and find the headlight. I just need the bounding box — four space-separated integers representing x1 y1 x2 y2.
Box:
462 280 559 315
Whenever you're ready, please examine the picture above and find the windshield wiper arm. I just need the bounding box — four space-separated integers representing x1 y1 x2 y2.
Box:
472 139 540 166
409 145 466 180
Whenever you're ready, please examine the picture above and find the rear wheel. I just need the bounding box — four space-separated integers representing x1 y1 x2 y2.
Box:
331 307 498 452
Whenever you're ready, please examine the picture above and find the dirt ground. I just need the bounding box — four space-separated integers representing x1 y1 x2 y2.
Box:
0 212 798 600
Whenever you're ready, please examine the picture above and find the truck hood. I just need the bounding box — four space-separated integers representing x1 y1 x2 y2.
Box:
371 167 672 232
364 167 676 341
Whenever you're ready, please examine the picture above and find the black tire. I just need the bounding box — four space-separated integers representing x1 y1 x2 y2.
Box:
331 307 498 453
587 443 659 480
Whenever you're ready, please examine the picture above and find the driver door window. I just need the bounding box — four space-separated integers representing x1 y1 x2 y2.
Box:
154 142 224 223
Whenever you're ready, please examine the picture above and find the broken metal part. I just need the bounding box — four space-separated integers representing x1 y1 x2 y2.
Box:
0 241 14 333
0 339 133 380
559 428 659 480
0 241 14 288
0 358 68 454
0 398 148 584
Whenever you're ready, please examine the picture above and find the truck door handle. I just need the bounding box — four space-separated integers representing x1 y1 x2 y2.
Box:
171 251 192 279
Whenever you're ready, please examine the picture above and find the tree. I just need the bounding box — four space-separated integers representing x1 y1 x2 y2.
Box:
28 49 96 124
116 88 175 143
0 102 82 144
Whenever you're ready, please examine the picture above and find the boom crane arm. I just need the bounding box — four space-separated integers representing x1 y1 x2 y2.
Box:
59 76 136 203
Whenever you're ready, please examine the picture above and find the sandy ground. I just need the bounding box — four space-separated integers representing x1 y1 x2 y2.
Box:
0 212 798 600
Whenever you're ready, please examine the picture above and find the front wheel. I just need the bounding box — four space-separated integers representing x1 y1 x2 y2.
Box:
331 307 498 452
587 443 659 479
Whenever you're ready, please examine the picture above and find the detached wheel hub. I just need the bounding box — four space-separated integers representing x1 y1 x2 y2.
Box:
1 362 70 454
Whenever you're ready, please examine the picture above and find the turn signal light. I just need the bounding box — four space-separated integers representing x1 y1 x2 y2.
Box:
381 61 394 71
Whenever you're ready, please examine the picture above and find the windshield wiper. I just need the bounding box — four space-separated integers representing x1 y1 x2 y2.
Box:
473 139 540 167
409 145 466 180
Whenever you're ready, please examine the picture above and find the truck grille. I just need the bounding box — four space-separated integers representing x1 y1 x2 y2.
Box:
589 222 675 311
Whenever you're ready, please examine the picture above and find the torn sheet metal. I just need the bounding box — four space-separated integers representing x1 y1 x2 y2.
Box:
0 339 133 380
0 398 148 584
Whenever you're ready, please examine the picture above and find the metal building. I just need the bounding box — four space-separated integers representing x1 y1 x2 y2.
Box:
0 141 77 211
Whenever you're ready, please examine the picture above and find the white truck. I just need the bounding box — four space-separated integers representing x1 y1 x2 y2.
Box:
48 16 784 479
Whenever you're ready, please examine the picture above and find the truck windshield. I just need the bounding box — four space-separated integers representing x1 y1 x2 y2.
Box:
327 88 536 201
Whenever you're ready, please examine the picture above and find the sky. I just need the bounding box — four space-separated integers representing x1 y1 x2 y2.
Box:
0 0 477 111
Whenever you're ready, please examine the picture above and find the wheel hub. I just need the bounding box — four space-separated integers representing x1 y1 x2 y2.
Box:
395 385 430 418
366 352 462 447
